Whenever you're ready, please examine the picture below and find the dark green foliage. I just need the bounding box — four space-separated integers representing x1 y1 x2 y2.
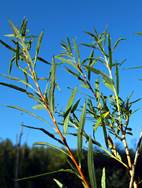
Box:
0 139 141 188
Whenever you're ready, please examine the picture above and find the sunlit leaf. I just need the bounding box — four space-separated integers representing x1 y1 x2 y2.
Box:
53 179 64 188
113 38 126 51
34 142 69 157
64 87 77 134
85 66 114 91
101 168 106 188
0 74 34 90
73 39 80 64
6 105 49 124
115 64 119 94
20 17 28 37
77 102 86 164
34 32 44 65
48 57 56 115
32 104 45 110
65 67 83 81
93 111 109 132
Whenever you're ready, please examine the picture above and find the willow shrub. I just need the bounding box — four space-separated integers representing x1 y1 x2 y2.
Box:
0 18 142 188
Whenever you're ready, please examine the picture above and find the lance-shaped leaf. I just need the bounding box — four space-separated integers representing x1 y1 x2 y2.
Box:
22 124 63 145
53 179 64 188
0 82 33 98
8 20 21 38
34 32 44 65
9 20 33 66
113 37 126 51
48 57 56 115
0 39 16 52
108 34 113 69
15 42 20 67
32 104 45 110
63 87 77 134
85 31 107 57
37 56 50 65
85 66 114 91
16 169 74 182
73 39 80 64
93 111 109 132
34 142 69 157
0 74 34 90
77 102 86 164
71 99 80 113
101 168 106 188
65 67 83 82
20 18 28 37
87 50 94 81
88 137 97 188
6 105 49 124
115 64 119 95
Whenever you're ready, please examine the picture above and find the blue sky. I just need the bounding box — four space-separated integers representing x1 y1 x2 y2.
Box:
0 0 142 148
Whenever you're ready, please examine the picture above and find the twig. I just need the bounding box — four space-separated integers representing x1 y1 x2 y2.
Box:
129 132 142 188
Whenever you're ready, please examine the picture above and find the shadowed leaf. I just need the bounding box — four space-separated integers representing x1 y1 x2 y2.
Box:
88 137 97 188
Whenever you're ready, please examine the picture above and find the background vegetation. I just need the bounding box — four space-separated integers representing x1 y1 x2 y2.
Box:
1 139 142 188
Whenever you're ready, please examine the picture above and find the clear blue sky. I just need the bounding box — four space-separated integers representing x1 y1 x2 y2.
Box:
0 0 142 148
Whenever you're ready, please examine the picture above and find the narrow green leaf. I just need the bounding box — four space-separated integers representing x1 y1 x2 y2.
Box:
0 74 34 90
34 142 69 157
32 104 45 110
15 42 20 66
66 37 72 55
136 32 142 35
115 64 119 95
20 18 28 37
108 34 113 69
73 39 80 64
4 34 15 37
93 112 109 132
22 124 63 145
127 66 142 70
16 169 73 181
88 137 97 188
87 50 94 81
37 56 50 65
85 66 114 91
71 99 80 113
55 56 78 70
0 39 16 52
113 38 126 50
8 20 20 37
8 57 14 74
0 82 33 96
101 168 106 188
64 87 77 134
53 179 64 188
65 67 83 82
102 123 108 148
48 57 56 115
77 102 86 164
6 105 49 124
34 32 44 64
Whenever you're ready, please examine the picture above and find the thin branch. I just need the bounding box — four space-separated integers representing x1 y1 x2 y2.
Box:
129 132 142 188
